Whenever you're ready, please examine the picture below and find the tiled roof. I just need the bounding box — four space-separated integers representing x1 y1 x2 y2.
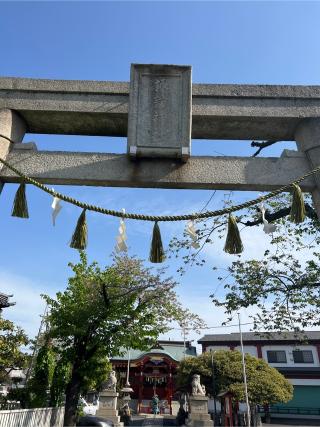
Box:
198 331 320 343
0 292 15 309
111 341 197 362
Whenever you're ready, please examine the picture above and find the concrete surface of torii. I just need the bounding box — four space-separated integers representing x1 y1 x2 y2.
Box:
1 63 320 216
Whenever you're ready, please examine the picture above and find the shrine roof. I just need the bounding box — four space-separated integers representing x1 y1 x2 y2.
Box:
111 341 197 362
0 292 15 309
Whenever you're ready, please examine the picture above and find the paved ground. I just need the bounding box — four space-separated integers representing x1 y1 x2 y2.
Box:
263 418 320 427
129 417 320 427
142 419 163 426
265 419 320 426
131 416 176 427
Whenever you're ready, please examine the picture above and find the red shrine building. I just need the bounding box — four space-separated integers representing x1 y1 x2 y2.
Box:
111 340 197 414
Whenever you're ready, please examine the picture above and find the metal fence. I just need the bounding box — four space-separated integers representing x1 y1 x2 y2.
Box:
258 405 320 416
0 406 64 427
0 401 21 410
269 405 320 416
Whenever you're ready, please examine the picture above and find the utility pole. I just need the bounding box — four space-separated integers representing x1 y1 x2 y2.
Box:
238 313 251 427
210 349 219 426
180 320 187 358
26 304 48 382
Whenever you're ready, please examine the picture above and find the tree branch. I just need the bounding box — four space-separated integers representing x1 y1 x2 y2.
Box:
100 282 110 307
241 204 317 227
251 140 279 157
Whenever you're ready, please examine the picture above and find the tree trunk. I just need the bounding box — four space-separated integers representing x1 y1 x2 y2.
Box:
64 363 82 427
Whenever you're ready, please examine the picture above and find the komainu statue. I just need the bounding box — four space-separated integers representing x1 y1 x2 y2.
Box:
191 374 205 396
102 370 117 391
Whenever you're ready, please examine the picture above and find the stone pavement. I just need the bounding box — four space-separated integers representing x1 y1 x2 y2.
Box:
142 418 163 426
130 415 177 427
264 424 320 427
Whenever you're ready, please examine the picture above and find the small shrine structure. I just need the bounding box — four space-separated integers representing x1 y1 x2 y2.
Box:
111 340 196 414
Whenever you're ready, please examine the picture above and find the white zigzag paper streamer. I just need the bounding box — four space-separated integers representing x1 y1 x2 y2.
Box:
260 203 277 234
115 209 128 252
51 189 62 226
186 220 200 249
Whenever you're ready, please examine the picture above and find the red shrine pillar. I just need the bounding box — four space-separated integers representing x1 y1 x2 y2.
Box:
224 394 234 426
138 363 143 413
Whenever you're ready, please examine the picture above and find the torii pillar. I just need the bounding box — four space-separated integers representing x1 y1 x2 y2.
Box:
295 118 320 218
0 108 26 193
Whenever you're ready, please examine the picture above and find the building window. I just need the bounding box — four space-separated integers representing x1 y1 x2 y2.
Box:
266 350 287 363
292 350 314 363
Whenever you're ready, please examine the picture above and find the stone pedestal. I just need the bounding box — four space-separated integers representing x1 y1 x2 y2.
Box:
96 391 123 427
188 395 214 427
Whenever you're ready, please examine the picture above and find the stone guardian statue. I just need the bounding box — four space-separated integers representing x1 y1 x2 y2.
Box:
102 370 117 392
191 374 205 396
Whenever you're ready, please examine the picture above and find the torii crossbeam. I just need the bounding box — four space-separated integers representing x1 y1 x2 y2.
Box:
1 64 320 215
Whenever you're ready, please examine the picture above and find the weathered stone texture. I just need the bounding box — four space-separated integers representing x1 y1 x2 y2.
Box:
0 149 314 191
128 64 191 159
2 77 320 139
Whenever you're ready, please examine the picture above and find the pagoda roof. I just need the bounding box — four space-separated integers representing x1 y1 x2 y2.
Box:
0 292 15 309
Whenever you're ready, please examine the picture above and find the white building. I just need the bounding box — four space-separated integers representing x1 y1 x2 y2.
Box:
198 331 320 416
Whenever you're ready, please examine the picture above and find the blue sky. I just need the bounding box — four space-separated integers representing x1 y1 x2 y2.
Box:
0 1 319 345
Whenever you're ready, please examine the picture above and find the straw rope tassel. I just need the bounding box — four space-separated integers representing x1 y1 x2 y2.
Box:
12 183 29 218
149 221 165 263
70 209 88 250
290 184 306 224
224 214 244 254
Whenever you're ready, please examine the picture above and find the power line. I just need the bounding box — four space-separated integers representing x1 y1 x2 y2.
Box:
171 321 256 331
200 190 217 213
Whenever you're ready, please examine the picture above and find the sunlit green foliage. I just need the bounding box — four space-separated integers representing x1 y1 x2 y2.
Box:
43 252 204 426
177 350 293 405
0 314 28 383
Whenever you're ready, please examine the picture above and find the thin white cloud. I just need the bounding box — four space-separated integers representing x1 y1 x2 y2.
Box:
202 222 272 267
0 271 56 340
160 295 255 353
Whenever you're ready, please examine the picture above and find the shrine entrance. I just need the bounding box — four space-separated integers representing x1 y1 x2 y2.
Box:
115 353 176 415
137 355 175 414
111 340 197 415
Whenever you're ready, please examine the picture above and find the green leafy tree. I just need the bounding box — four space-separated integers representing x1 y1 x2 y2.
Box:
44 252 204 426
79 350 112 394
210 195 320 332
7 387 31 409
49 350 111 407
177 350 293 406
0 314 28 383
170 192 320 332
50 358 71 407
28 339 55 408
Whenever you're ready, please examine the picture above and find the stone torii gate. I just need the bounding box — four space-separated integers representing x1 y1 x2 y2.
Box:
1 63 320 216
